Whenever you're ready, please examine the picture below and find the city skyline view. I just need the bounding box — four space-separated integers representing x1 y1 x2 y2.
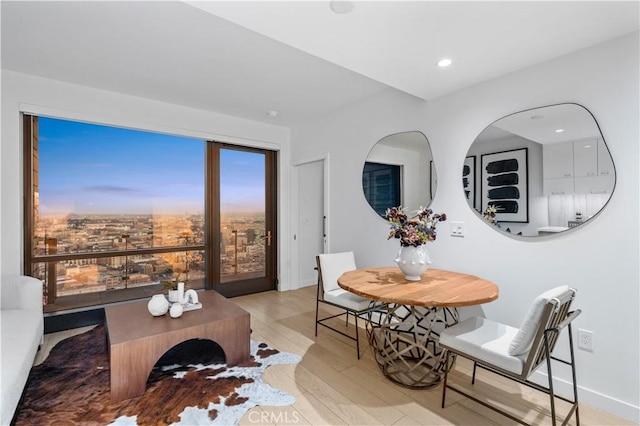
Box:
33 211 266 299
38 116 265 215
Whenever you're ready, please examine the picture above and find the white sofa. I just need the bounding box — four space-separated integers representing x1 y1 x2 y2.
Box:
1 275 44 424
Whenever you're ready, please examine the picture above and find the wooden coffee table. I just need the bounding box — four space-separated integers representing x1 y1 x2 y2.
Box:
105 290 250 401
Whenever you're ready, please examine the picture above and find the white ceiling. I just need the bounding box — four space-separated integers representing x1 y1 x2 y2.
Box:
492 104 601 145
189 1 640 101
475 103 602 145
2 1 639 127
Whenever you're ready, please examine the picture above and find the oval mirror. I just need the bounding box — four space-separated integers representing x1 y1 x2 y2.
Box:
465 103 615 237
363 131 435 218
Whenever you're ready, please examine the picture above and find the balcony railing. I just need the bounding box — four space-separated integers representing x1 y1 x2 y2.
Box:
32 237 205 307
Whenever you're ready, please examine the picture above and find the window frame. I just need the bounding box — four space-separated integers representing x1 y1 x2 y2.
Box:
23 113 278 307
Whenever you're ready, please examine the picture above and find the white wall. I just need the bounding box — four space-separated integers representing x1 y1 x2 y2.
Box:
0 71 293 289
291 32 639 422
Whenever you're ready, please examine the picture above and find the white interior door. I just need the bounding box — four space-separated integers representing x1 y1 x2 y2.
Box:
296 159 325 287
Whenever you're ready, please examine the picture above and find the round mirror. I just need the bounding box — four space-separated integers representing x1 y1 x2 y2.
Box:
363 131 435 218
465 103 615 237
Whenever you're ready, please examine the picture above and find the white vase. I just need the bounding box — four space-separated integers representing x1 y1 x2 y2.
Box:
147 294 169 316
170 303 184 318
168 290 179 303
177 281 187 304
395 245 431 281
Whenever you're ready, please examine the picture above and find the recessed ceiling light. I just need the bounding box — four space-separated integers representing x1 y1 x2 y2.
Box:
555 129 564 133
267 110 279 118
437 58 452 68
330 1 354 14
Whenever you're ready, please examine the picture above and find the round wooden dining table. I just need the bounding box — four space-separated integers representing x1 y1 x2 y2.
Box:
338 267 498 388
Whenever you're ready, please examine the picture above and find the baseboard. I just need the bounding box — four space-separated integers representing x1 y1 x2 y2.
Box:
530 370 639 423
297 279 317 289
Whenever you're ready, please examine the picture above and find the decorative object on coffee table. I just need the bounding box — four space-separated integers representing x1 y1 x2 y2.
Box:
181 288 202 311
170 303 184 318
147 294 169 316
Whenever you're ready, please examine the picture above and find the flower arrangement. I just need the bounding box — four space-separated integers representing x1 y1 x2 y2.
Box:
161 272 189 291
483 205 499 225
385 206 447 247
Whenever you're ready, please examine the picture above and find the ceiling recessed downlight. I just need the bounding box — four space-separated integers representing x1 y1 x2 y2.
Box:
267 110 279 118
330 1 354 14
555 128 564 133
437 58 452 68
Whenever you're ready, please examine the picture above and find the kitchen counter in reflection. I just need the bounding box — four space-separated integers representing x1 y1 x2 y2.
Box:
537 226 570 235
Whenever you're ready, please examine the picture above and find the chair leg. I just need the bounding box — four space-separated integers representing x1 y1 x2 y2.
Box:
355 313 361 359
346 311 350 327
544 333 557 426
441 351 450 408
315 299 320 337
568 324 581 426
472 361 478 385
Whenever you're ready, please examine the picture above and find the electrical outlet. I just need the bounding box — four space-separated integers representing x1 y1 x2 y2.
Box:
450 221 465 237
578 329 593 352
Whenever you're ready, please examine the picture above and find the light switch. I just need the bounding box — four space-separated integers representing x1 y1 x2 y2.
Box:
450 221 465 237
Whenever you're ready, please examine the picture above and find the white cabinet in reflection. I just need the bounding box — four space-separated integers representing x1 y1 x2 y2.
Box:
543 142 574 195
544 139 614 195
597 138 614 176
574 139 615 194
573 139 597 177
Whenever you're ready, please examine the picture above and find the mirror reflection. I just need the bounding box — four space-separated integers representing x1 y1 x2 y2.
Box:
466 103 615 237
363 131 435 218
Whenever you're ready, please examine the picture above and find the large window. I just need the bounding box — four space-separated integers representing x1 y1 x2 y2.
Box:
24 115 277 309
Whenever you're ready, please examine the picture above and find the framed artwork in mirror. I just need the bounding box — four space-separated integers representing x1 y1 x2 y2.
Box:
463 156 477 211
481 148 529 223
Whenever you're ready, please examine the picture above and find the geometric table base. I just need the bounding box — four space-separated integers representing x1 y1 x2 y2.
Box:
366 304 458 388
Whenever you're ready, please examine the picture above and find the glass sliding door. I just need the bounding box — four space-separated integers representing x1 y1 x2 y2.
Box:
210 144 277 297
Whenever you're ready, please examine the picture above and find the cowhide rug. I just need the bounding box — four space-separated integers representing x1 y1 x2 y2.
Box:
14 325 301 425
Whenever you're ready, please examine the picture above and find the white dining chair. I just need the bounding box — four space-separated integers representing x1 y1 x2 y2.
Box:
314 251 383 359
440 285 581 426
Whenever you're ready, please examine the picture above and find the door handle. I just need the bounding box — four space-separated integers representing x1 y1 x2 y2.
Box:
260 231 272 246
323 216 326 238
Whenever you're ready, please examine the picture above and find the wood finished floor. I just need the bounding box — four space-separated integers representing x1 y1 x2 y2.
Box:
38 286 632 426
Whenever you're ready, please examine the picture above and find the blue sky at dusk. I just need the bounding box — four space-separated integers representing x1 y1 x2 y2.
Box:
38 117 265 215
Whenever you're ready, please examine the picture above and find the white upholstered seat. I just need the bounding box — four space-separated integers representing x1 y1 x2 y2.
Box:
324 288 372 311
439 316 525 374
